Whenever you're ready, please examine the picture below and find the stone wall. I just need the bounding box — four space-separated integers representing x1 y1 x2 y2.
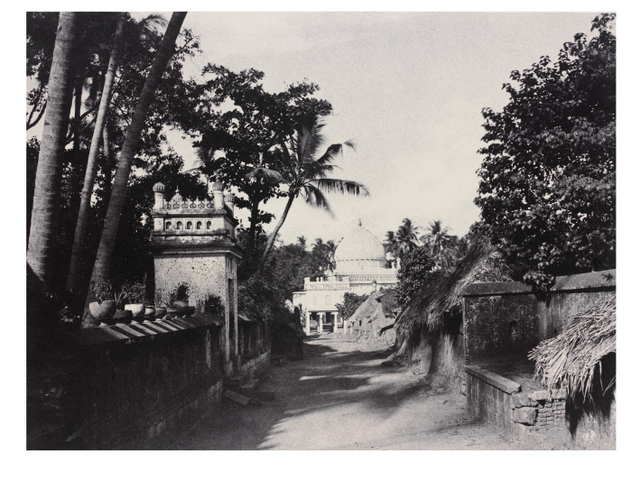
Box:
465 365 576 445
462 270 616 448
462 269 615 365
238 317 271 378
28 316 225 449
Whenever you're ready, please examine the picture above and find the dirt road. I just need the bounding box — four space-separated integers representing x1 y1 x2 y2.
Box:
163 333 520 450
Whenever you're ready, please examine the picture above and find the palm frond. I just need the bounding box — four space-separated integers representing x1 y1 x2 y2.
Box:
314 178 369 196
296 119 326 162
302 184 334 216
314 143 346 166
245 167 286 184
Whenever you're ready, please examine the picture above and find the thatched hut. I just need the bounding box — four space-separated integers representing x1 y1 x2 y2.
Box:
529 295 616 402
387 240 513 388
346 290 397 342
528 295 616 443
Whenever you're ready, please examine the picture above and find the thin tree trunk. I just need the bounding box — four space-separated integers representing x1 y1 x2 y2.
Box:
27 12 79 293
260 192 296 269
102 119 114 208
68 77 85 216
84 12 187 323
248 198 260 252
66 15 125 295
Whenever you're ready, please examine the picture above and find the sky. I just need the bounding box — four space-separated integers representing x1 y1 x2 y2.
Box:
156 10 601 246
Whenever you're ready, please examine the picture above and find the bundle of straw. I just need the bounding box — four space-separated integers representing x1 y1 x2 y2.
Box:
529 295 616 400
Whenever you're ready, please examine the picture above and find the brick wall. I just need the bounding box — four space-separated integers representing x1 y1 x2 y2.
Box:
28 315 225 449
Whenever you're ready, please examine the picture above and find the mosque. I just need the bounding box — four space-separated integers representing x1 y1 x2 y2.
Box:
292 222 398 334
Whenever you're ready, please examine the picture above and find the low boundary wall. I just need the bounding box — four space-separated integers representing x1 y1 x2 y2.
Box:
461 270 616 448
466 365 568 437
28 315 226 449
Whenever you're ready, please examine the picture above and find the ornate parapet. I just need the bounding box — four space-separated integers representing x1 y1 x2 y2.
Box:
151 181 238 245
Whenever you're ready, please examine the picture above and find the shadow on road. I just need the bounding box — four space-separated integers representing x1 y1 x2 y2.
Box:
160 333 461 450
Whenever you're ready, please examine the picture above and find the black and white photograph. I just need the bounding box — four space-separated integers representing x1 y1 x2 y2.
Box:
20 2 632 469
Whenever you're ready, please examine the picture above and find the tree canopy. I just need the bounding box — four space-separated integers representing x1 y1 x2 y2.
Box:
181 65 333 253
475 14 615 280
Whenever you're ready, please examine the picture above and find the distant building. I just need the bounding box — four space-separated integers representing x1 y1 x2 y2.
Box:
292 222 398 334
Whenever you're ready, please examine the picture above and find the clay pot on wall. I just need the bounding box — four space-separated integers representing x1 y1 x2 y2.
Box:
112 309 133 325
89 300 117 324
144 305 156 319
125 303 145 318
172 300 189 315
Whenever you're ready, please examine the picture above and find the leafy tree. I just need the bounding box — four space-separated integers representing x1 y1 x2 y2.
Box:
27 12 201 303
395 245 437 307
311 238 337 272
183 66 333 253
475 14 615 280
239 238 335 322
336 292 369 321
261 116 368 266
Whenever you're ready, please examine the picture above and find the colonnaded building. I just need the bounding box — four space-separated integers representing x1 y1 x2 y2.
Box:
292 223 398 334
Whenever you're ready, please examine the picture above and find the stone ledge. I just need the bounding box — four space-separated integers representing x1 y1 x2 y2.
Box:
67 314 224 347
465 365 522 394
461 269 616 297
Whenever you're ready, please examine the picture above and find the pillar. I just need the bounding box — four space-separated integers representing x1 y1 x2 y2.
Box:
211 176 224 210
332 312 338 333
318 313 324 333
153 182 165 210
305 311 311 335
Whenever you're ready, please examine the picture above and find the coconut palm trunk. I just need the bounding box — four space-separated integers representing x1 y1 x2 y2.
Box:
66 15 125 295
261 191 296 267
27 12 79 293
84 12 187 321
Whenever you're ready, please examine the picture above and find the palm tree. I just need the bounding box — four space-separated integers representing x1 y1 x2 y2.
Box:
421 220 454 256
421 220 458 271
27 12 79 293
66 15 125 295
260 116 368 267
395 218 420 259
85 12 187 320
383 230 399 267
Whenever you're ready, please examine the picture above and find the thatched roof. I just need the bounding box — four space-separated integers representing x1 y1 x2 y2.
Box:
395 240 512 335
348 293 386 326
378 289 399 317
529 295 616 399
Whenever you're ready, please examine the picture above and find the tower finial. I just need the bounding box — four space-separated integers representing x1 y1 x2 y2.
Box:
358 218 362 227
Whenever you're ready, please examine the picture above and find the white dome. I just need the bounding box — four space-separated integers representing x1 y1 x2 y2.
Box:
334 224 386 273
